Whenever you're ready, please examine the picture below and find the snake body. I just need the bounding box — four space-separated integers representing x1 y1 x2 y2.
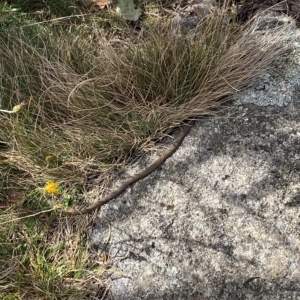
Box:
62 120 195 215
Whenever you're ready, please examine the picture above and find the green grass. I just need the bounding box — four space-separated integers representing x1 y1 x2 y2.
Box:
0 1 293 298
1 0 80 17
0 209 108 299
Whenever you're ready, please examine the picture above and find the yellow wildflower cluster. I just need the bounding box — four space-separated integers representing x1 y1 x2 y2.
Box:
44 181 60 195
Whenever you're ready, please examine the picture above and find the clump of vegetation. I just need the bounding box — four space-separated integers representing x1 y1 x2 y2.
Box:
0 1 294 298
0 14 290 198
0 211 109 299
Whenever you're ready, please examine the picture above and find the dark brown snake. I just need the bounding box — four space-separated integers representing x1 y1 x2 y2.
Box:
61 120 195 215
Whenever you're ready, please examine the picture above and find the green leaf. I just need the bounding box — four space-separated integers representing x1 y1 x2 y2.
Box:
116 0 141 21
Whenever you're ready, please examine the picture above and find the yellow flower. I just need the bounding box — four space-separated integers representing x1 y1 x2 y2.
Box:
0 101 25 114
45 155 53 163
44 181 60 195
12 104 22 113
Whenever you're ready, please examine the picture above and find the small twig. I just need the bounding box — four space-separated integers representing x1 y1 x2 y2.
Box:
61 120 195 215
0 205 60 225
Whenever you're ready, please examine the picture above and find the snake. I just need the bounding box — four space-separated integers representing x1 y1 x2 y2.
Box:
62 120 195 215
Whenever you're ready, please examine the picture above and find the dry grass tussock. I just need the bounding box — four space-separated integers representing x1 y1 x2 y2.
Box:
0 9 294 299
0 14 293 193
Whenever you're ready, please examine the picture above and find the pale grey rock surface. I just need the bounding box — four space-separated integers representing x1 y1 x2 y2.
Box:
233 12 300 108
92 100 300 300
90 13 300 300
